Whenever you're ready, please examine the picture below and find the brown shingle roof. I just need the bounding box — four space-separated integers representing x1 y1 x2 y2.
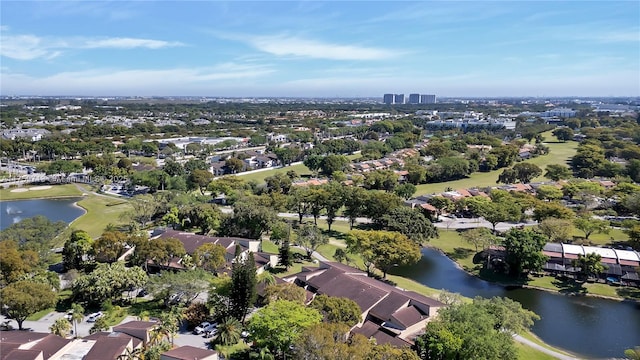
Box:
0 331 49 345
84 336 131 360
2 349 42 360
390 306 427 328
29 334 70 359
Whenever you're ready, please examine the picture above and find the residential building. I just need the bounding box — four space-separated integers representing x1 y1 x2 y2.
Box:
394 94 405 104
285 261 445 346
420 94 437 104
383 94 394 105
161 346 219 360
408 93 420 104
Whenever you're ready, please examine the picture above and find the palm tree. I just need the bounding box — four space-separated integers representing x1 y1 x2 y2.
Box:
70 303 84 338
50 317 72 337
215 317 242 346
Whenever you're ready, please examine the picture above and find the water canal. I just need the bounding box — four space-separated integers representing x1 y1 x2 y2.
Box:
391 247 640 358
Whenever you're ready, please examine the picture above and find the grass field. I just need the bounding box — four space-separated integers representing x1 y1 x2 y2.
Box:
71 186 132 238
414 132 578 195
0 184 84 201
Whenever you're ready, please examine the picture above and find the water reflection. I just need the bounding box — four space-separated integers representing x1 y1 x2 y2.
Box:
0 198 84 230
391 248 640 359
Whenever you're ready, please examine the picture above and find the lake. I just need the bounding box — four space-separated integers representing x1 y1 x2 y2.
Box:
0 198 85 230
391 247 640 359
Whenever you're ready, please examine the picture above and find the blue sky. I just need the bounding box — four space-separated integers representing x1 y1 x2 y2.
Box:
1 1 638 97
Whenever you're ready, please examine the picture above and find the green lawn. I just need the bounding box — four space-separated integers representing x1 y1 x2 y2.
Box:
0 184 84 201
71 189 132 238
414 134 578 196
516 342 558 360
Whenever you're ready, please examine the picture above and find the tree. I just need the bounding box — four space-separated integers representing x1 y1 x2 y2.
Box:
264 283 306 304
303 155 323 175
320 154 350 176
415 297 538 360
182 203 223 235
553 127 574 142
72 263 147 305
428 197 454 221
225 157 244 173
477 200 521 232
512 163 542 183
62 230 94 270
321 182 346 232
189 169 214 195
248 300 322 358
89 316 109 334
308 187 328 225
572 253 605 281
278 239 293 270
344 187 368 229
503 228 548 277
310 294 361 327
93 231 128 263
573 214 610 240
50 317 72 337
126 194 158 228
394 183 417 199
194 243 226 273
70 303 84 338
294 323 371 360
533 201 574 222
460 227 495 252
381 206 438 244
220 200 276 239
295 224 328 259
0 215 66 261
1 280 56 330
624 347 640 360
139 237 186 270
42 160 82 177
0 240 39 285
346 230 421 278
406 164 427 184
146 269 211 306
538 218 572 242
182 302 209 329
535 185 564 201
498 168 518 184
363 192 403 226
288 186 313 223
229 252 257 323
265 172 292 194
572 144 606 178
364 169 399 191
545 164 572 181
215 317 242 346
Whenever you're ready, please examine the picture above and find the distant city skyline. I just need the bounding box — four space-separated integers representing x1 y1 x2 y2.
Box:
1 1 638 97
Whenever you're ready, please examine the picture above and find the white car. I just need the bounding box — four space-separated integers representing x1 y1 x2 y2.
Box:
86 312 103 322
193 321 211 334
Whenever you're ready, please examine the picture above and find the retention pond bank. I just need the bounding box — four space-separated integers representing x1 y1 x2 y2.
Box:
391 247 640 359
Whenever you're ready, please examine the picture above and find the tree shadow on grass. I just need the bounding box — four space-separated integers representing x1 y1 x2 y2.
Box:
551 277 588 296
616 287 640 301
448 247 475 261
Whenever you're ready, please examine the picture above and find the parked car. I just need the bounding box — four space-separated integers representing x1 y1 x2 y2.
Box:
193 321 211 334
87 312 103 322
203 327 218 338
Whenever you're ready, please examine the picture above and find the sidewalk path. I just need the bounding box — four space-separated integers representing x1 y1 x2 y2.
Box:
513 334 582 360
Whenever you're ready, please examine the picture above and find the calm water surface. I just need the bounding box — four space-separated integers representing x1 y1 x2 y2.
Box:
0 198 85 230
391 247 640 359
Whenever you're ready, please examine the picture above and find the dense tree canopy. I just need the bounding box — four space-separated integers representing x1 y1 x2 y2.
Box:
503 228 548 276
346 230 421 278
1 281 56 330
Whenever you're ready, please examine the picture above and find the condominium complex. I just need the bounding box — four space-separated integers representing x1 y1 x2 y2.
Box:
383 93 436 104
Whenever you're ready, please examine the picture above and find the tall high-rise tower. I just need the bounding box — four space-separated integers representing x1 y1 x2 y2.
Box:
383 94 394 104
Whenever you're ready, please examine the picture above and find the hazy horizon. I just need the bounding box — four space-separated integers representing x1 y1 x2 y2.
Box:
2 1 639 97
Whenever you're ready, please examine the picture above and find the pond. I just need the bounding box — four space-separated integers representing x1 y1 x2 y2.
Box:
391 247 640 359
0 198 85 230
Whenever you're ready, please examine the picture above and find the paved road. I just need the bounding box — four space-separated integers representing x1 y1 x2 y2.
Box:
513 334 582 360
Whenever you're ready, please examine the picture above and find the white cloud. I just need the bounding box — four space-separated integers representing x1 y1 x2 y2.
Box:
0 64 275 95
81 37 184 49
0 32 184 60
240 34 398 60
